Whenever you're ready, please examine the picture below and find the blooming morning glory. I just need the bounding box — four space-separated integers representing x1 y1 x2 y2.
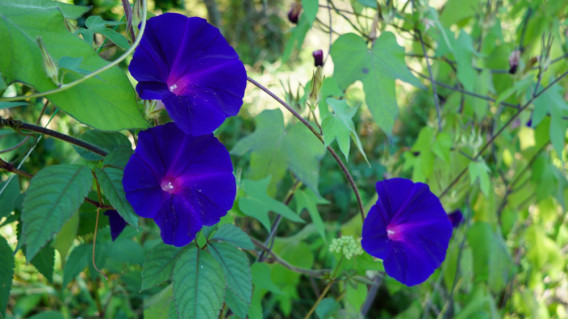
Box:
105 210 127 241
122 123 236 246
129 13 247 135
361 178 452 286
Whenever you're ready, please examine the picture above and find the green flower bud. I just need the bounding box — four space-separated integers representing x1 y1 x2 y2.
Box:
308 66 324 108
36 37 59 86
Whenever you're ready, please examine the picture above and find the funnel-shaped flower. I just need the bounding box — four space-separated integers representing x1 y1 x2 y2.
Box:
129 13 247 135
361 178 452 286
123 123 236 246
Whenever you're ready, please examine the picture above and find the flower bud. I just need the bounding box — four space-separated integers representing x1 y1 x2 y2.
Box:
312 49 324 67
287 1 302 24
36 37 59 86
508 49 520 74
308 66 324 107
63 18 77 33
447 210 464 228
132 0 144 27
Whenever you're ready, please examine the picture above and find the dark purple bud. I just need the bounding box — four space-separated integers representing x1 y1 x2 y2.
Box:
447 210 464 228
508 50 520 74
105 210 128 241
313 50 324 67
526 118 532 127
287 2 302 24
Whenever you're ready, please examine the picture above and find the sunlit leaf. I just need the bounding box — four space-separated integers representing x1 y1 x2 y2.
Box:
331 32 423 134
238 178 304 231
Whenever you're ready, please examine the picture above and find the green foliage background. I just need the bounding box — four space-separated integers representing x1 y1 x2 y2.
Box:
0 0 567 318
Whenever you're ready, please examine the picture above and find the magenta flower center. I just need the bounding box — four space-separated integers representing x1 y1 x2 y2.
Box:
161 177 180 194
169 83 179 94
386 224 402 241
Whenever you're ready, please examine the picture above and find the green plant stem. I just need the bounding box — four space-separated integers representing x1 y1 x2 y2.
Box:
304 280 334 319
247 76 366 222
0 117 108 157
439 70 568 198
304 257 344 319
0 0 148 102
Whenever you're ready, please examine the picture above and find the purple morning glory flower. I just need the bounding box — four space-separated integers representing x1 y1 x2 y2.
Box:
129 13 247 135
361 178 452 286
122 123 236 247
105 210 127 241
448 209 464 228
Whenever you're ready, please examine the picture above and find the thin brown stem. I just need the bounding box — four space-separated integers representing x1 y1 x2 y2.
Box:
416 30 442 131
0 158 112 209
0 158 33 179
247 76 366 222
92 208 108 280
251 237 329 277
0 136 31 154
0 118 108 157
439 70 568 198
410 67 520 109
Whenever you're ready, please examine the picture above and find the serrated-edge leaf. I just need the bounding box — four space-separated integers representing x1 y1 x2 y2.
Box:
225 289 249 319
22 164 93 260
211 224 254 250
173 247 225 319
0 235 14 317
208 242 252 318
142 244 183 291
94 167 138 227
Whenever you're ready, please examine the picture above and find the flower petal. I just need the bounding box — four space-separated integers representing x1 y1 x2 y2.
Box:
105 210 128 241
162 94 228 136
361 205 391 260
153 195 202 247
384 240 440 286
123 155 168 219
